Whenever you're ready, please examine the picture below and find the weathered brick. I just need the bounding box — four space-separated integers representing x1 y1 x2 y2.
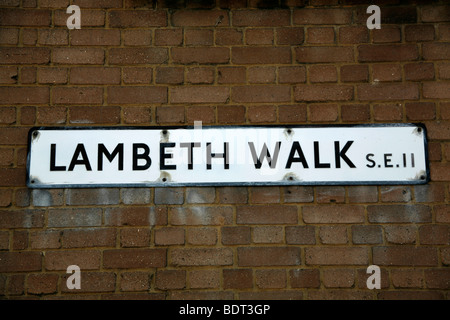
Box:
105 207 167 227
296 47 353 63
63 228 116 248
294 8 351 25
368 205 432 223
358 44 418 62
171 248 233 266
154 227 185 246
303 205 364 224
0 252 41 272
172 47 229 64
305 247 368 265
189 270 220 289
107 86 167 104
423 82 450 99
103 249 166 268
27 274 59 295
187 227 217 245
323 269 355 288
48 208 102 228
45 250 100 271
373 247 438 266
419 225 449 245
52 48 104 65
109 48 168 65
237 205 297 224
295 85 353 102
108 10 167 27
232 86 290 103
120 272 152 292
172 10 229 27
221 226 251 245
0 9 50 26
290 269 320 288
286 226 316 245
319 225 348 244
238 247 301 267
352 225 383 244
170 206 233 226
232 47 291 64
358 83 419 101
223 269 252 289
170 87 229 104
255 269 286 289
0 87 49 104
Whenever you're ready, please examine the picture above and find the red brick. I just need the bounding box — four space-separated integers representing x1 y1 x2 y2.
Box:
419 225 449 245
103 249 166 268
69 106 120 124
0 9 50 26
358 44 418 62
217 67 246 84
307 27 335 44
186 106 215 124
340 64 369 83
422 43 450 60
373 246 438 266
215 28 242 45
347 186 378 203
53 87 102 105
123 67 152 84
339 26 368 44
45 250 100 271
372 64 402 82
154 28 183 46
373 103 403 121
386 225 417 245
0 189 12 207
186 67 214 84
63 228 116 248
238 247 301 266
0 48 50 65
73 0 122 8
189 270 220 289
237 205 297 224
0 168 26 187
438 63 450 80
109 48 168 65
425 269 450 289
378 291 444 300
170 86 229 104
223 269 252 289
248 105 276 123
38 67 67 84
352 225 383 244
108 10 167 27
323 269 355 288
0 107 15 124
54 9 105 27
252 226 283 244
341 104 370 122
276 27 304 45
155 67 184 84
373 26 401 43
439 25 450 41
303 205 364 224
172 47 229 64
290 269 320 288
368 205 432 223
61 272 115 293
52 48 104 65
0 127 28 145
171 248 233 266
185 29 214 46
0 66 17 84
154 227 185 246
404 63 435 81
120 228 151 248
107 86 167 104
305 247 368 265
70 67 121 85
309 103 339 122
294 8 351 25
232 85 290 103
71 29 120 46
123 107 152 124
319 225 348 244
286 226 315 245
187 227 217 245
423 82 450 99
232 47 291 64
38 29 68 45
218 186 248 203
172 10 229 27
414 183 446 203
296 47 353 63
405 102 435 120
155 270 186 290
309 65 337 83
105 207 167 227
256 269 286 289
0 28 18 45
295 85 353 102
380 186 412 202
30 230 61 249
120 272 152 292
405 25 435 42
358 83 419 101
233 10 290 26
170 206 233 226
221 226 251 245
421 5 450 22
27 274 58 295
246 28 273 45
425 121 450 140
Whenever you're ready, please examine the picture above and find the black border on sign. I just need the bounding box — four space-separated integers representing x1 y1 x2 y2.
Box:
26 123 430 188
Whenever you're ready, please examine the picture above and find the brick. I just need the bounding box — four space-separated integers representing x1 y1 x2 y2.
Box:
120 228 151 248
439 63 450 80
425 122 450 140
223 269 253 289
61 272 115 293
358 83 419 101
294 8 351 24
357 268 390 289
120 272 152 292
189 270 220 289
0 28 18 45
0 66 17 84
38 29 68 45
239 291 303 300
154 227 185 246
185 29 214 46
170 207 233 226
290 269 320 288
232 85 290 103
172 10 229 27
246 28 273 45
405 25 435 42
186 106 215 124
372 26 401 43
27 274 59 295
32 189 64 207
71 29 120 46
233 10 289 26
354 6 417 24
380 186 412 203
66 188 119 206
54 9 105 27
255 269 286 289
30 230 61 249
309 103 338 122
368 205 431 223
0 9 50 26
419 225 449 245
319 226 348 244
171 248 233 266
352 225 383 244
22 29 37 45
404 63 435 81
358 44 418 62
122 30 152 46
221 226 251 245
69 106 120 124
340 65 369 82
216 28 242 45
155 270 185 290
283 186 313 203
421 5 450 22
309 65 337 83
252 226 283 244
405 102 435 120
218 186 247 203
347 186 378 203
0 210 43 230
278 66 306 84
120 188 151 205
414 184 446 203
156 106 185 124
378 290 444 300
187 227 217 245
172 47 229 64
276 27 304 45
73 0 122 8
170 87 229 104
153 187 183 204
250 186 280 203
217 67 246 84
425 269 450 289
45 250 100 271
0 168 26 187
296 47 353 63
385 225 417 245
103 249 166 268
303 205 364 224
305 247 368 265
0 108 15 124
323 269 355 288
373 247 438 266
105 207 167 227
7 274 24 295
108 10 167 27
238 247 301 267
107 87 167 104
295 85 353 102
186 67 214 84
373 103 403 121
232 47 291 64
123 67 152 84
52 48 104 65
307 27 335 44
0 127 28 145
48 208 101 228
286 226 315 245
341 104 370 122
372 64 402 82
248 66 276 84
0 189 12 207
423 82 450 99
0 87 48 105
339 26 368 44
38 67 67 84
154 28 183 46
439 25 450 41
109 48 168 65
237 205 297 224
186 187 216 204
63 228 116 248
70 67 120 85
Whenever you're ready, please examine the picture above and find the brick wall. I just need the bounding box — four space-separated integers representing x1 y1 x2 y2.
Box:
0 0 449 300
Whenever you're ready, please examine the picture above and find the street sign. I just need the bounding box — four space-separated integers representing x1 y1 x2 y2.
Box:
27 124 429 188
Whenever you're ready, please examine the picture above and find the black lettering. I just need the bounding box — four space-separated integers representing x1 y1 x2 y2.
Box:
160 143 176 170
50 144 66 171
334 141 356 168
68 144 92 171
98 143 123 171
180 142 201 170
248 142 281 169
133 143 151 170
366 153 376 168
411 153 415 168
384 153 393 168
314 141 330 169
285 141 309 169
207 142 229 170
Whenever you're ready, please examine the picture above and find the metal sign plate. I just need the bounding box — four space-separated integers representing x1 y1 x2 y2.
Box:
27 124 429 188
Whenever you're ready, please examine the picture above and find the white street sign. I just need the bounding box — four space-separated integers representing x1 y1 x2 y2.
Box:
27 124 429 188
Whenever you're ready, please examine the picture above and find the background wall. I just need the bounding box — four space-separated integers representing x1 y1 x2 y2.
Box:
0 0 449 300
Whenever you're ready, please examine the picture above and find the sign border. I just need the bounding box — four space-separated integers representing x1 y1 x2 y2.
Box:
26 123 430 188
